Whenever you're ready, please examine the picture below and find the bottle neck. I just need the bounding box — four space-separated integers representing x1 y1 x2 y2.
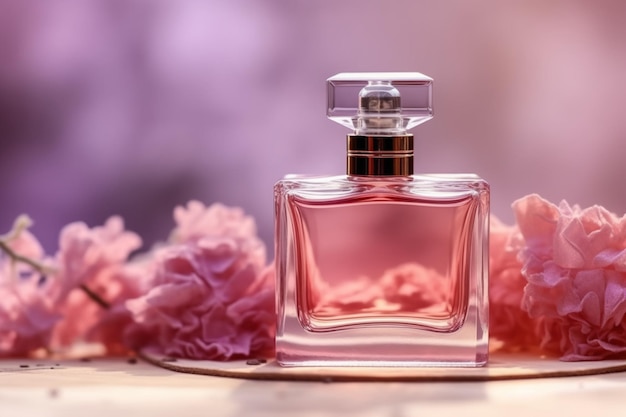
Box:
346 134 414 176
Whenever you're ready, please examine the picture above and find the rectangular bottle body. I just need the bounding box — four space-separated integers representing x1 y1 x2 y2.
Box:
274 174 489 367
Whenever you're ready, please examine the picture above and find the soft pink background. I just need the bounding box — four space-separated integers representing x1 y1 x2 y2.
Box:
1 0 626 252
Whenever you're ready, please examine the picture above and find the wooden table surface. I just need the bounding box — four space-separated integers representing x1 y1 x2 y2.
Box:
1 357 624 416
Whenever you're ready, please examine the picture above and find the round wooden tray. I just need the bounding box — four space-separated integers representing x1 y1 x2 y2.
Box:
139 351 626 382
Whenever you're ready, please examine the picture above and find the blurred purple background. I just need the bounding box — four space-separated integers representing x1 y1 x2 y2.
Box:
2 0 626 253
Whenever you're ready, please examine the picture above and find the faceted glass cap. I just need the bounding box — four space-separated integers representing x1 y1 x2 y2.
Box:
327 72 433 133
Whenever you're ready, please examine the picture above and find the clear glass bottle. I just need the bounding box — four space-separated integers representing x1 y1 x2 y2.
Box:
274 72 489 367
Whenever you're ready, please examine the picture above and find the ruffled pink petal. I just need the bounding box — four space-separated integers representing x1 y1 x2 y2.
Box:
50 217 143 353
0 225 61 357
514 193 626 361
124 203 275 361
513 194 560 253
54 216 141 301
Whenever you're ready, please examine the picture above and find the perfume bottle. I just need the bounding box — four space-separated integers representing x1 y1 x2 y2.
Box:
274 72 489 367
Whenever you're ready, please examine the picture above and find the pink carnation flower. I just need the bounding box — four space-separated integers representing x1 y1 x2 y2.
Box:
0 220 60 357
0 279 60 357
171 201 262 248
51 216 142 354
514 194 626 360
125 201 275 360
488 216 541 352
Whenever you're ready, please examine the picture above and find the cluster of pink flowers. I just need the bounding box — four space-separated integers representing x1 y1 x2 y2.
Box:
0 217 58 356
3 194 626 362
0 214 142 356
490 194 626 360
124 202 275 360
0 202 274 360
51 216 144 354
